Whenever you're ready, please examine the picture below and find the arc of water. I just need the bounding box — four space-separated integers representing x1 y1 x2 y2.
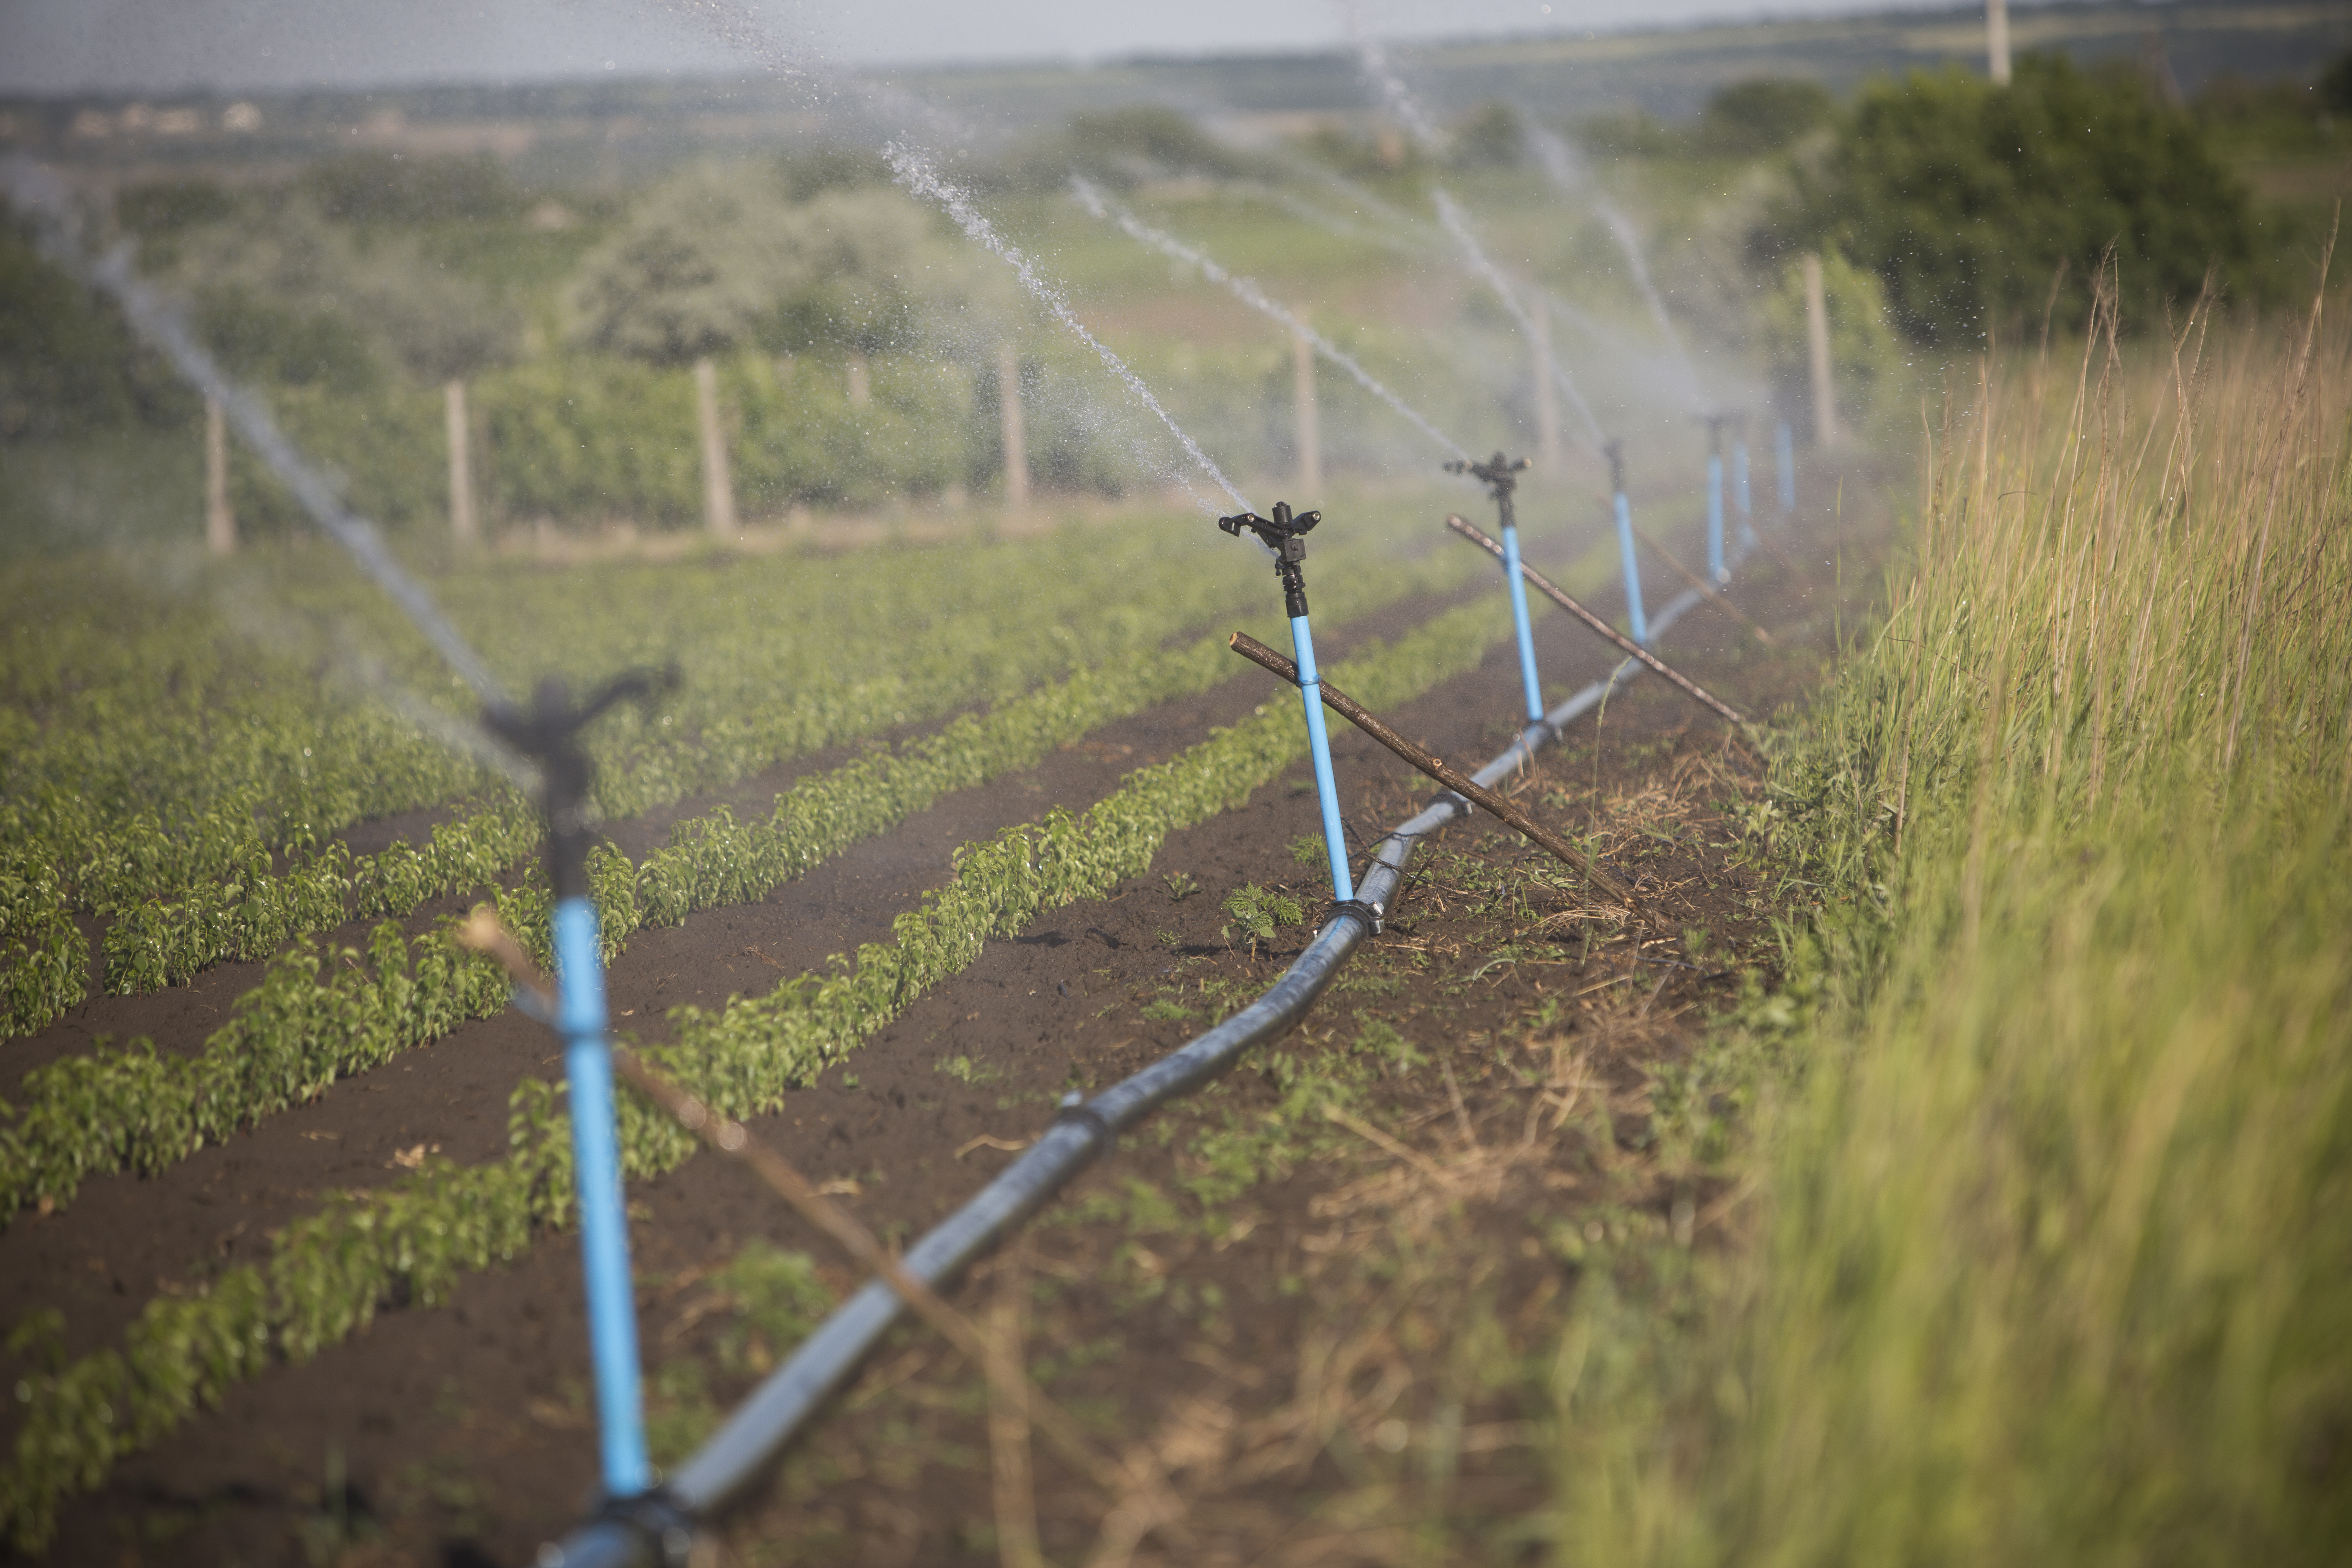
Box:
888 146 1252 516
1432 188 1606 450
1073 178 1470 464
1525 126 1706 411
0 156 509 707
1339 3 1444 155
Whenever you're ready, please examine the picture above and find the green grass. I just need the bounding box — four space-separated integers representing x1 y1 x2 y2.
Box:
1554 281 2352 1561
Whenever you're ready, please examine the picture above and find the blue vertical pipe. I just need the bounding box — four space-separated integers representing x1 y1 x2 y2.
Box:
555 897 653 1500
1613 490 1649 646
1705 451 1726 584
1288 614 1355 902
1776 420 1796 513
1500 523 1544 723
1733 439 1755 549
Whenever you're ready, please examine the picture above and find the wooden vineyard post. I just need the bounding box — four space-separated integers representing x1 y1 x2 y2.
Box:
1987 0 2013 85
204 394 234 555
445 377 477 548
1293 314 1322 496
1803 253 1841 450
1531 299 1562 467
694 356 737 537
997 340 1029 511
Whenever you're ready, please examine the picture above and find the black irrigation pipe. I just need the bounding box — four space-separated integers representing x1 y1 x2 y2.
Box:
541 544 1748 1568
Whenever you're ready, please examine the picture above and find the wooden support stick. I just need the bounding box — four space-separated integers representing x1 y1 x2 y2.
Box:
1629 525 1776 645
1445 514 1750 726
1227 632 1643 915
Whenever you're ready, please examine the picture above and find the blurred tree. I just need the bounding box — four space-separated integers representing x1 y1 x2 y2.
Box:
1451 101 1525 168
569 164 966 361
297 151 526 225
172 200 519 386
2321 48 2352 114
1764 56 2253 344
0 215 194 441
1695 78 1834 156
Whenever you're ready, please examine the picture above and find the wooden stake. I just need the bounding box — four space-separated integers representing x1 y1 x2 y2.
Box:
1227 631 1644 913
1446 514 1751 724
204 394 234 555
445 378 477 548
998 341 1029 510
693 355 737 536
1292 314 1321 496
1803 253 1841 450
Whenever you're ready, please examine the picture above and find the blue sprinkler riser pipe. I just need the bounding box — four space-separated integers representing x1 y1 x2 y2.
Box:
1289 614 1355 902
1734 441 1755 548
1776 420 1797 514
555 896 654 1501
1612 490 1650 646
1706 453 1726 585
1499 525 1544 723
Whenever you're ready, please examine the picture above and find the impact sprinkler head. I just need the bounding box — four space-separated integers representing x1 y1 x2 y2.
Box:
1219 501 1322 619
1443 450 1530 502
1700 411 1746 454
483 665 680 899
1604 438 1627 494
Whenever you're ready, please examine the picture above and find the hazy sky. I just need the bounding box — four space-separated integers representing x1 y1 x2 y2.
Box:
0 0 2022 94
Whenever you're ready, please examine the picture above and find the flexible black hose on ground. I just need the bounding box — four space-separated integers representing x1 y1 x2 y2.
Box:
542 566 1731 1568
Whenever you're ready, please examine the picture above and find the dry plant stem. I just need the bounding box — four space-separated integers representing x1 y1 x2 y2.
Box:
988 1239 1044 1568
1630 524 1776 644
1225 631 1646 915
1444 514 1751 724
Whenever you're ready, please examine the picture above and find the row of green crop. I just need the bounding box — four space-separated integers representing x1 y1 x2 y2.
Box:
1 520 1499 1224
4 495 1498 1037
0 592 1511 1552
2 511 1316 1036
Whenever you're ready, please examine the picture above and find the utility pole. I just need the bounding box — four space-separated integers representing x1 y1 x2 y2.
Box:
1987 0 2012 86
1802 253 1841 450
693 356 737 537
1292 316 1322 496
997 341 1028 510
445 378 477 548
204 394 235 555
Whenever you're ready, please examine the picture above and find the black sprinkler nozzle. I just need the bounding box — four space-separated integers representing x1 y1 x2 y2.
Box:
1218 500 1322 618
484 665 681 901
1445 450 1530 530
1700 411 1744 456
1604 438 1628 495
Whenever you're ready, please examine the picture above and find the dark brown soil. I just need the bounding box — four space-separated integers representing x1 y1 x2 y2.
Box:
3 476 1891 1568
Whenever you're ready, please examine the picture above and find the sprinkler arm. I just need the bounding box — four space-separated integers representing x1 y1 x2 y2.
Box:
1219 501 1321 617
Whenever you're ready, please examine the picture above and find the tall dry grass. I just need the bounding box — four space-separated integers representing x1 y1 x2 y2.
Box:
1555 260 2352 1565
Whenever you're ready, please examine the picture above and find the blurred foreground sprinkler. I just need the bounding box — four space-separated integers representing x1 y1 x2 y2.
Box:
1445 450 1543 725
1776 419 1797 514
485 668 677 1510
1218 502 1354 904
1604 439 1650 646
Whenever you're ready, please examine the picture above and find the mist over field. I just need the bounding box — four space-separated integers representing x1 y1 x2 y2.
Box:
1 3 2348 1564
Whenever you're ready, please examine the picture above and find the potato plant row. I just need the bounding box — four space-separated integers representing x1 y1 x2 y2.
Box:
1 526 1495 1226
0 594 1511 1552
1 519 1326 1037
